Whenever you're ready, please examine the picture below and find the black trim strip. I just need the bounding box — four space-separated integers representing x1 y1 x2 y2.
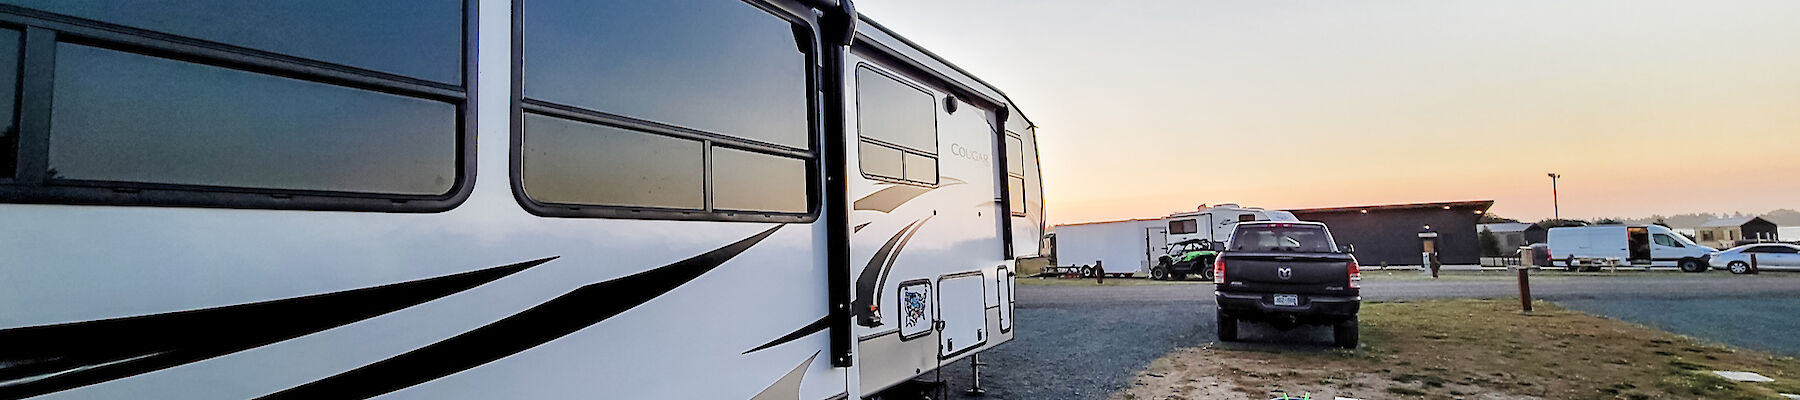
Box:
743 315 831 355
259 225 784 400
0 257 555 399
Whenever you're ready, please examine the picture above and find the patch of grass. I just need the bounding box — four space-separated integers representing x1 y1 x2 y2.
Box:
1124 298 1800 400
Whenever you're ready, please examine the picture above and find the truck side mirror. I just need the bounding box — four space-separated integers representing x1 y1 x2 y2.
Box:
1210 242 1225 252
1340 244 1356 253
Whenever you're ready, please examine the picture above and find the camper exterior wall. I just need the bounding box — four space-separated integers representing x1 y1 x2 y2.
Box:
0 1 1039 399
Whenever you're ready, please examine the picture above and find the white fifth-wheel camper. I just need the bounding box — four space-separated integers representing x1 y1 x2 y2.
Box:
0 1 1044 399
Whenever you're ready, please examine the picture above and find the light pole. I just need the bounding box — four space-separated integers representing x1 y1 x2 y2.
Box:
1547 173 1561 221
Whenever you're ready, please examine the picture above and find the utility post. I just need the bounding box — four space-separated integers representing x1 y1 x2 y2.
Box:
1547 173 1562 221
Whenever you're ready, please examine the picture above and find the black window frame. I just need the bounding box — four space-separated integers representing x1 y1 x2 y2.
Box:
854 63 939 187
0 3 476 212
509 0 820 223
1004 131 1026 217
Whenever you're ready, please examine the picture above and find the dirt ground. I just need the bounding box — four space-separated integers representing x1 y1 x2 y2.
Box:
1111 299 1800 400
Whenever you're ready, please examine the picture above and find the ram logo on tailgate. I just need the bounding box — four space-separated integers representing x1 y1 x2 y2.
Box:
1278 267 1293 280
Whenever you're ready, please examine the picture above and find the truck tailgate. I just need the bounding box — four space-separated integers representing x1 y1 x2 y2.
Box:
1220 253 1356 295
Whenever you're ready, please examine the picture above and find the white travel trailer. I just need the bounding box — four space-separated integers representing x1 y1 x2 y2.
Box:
1546 225 1716 271
1052 205 1297 277
0 1 1044 399
1161 204 1300 248
1052 219 1165 276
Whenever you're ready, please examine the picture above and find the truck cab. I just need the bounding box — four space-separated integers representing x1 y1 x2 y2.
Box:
1213 221 1361 348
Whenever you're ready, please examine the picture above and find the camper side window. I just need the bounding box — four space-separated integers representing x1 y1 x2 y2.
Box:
1006 134 1026 216
0 2 469 212
857 66 939 185
1169 219 1197 235
517 0 816 220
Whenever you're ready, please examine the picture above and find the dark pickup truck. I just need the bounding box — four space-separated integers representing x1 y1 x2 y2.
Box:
1213 221 1361 348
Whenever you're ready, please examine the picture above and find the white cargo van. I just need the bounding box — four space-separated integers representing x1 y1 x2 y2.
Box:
1546 225 1716 271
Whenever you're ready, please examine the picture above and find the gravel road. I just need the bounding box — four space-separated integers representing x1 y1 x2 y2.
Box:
924 273 1800 400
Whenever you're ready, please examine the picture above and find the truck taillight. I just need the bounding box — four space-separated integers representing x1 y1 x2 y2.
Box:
1347 260 1361 289
1214 257 1227 283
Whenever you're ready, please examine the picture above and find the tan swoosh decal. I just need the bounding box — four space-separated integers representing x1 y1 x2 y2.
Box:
852 177 966 213
748 351 817 400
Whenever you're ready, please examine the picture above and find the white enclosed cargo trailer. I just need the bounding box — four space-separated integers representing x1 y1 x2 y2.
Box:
1052 219 1164 276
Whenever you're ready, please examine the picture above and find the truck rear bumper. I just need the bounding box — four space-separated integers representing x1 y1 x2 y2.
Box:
1216 291 1359 322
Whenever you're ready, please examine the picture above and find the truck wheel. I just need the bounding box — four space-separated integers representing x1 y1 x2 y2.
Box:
1078 267 1093 278
1679 258 1706 273
1150 267 1167 281
1729 261 1751 275
1333 318 1359 348
1217 314 1239 342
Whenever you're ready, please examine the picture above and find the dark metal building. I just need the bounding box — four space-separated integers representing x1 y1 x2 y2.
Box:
1287 201 1496 266
1478 222 1548 252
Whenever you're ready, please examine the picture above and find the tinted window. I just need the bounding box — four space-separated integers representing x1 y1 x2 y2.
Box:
522 114 704 209
1008 176 1026 215
1652 234 1682 247
1169 219 1197 235
10 0 463 84
523 0 809 149
857 67 936 153
712 147 807 213
903 152 937 184
859 141 903 179
1232 225 1333 253
0 28 16 179
1005 135 1023 175
49 44 457 195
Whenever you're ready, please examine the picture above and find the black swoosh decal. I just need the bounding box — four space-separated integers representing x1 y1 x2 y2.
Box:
853 217 932 327
0 257 556 399
743 315 830 355
854 220 920 326
259 225 784 400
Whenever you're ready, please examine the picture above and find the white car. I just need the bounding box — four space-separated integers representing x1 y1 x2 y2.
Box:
1709 243 1800 274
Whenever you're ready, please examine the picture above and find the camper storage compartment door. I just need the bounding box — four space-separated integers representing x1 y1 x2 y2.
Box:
937 272 988 357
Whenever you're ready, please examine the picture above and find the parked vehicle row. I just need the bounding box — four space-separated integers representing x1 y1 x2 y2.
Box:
1053 204 1296 279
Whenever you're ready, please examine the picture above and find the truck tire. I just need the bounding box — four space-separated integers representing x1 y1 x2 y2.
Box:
1679 258 1706 273
1150 267 1167 281
1333 318 1359 348
1217 314 1239 342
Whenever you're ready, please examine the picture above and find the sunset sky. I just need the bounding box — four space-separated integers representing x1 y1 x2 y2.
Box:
856 0 1800 226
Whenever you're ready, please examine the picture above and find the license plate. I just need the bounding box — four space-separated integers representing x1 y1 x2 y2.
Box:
1273 294 1299 306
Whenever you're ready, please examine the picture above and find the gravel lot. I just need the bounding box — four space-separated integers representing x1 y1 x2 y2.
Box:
922 273 1800 400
